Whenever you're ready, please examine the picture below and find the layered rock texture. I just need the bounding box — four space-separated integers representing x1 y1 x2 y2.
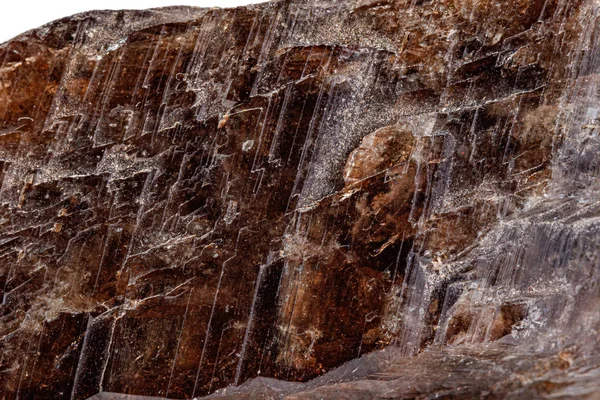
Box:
1 0 600 399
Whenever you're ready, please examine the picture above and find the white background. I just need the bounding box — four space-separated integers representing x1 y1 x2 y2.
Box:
0 0 266 43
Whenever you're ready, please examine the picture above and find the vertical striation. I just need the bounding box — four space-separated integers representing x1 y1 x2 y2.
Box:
0 1 599 399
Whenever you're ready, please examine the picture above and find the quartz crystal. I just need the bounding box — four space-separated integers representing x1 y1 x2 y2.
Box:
1 0 599 399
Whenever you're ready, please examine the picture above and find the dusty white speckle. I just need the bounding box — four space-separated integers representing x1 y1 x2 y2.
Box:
242 140 255 152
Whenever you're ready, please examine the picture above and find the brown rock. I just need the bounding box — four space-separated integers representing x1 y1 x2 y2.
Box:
1 1 599 399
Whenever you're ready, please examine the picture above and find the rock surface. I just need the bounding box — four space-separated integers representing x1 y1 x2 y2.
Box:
0 0 599 399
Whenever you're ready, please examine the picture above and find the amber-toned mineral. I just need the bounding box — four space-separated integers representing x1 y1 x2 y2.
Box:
1 0 600 399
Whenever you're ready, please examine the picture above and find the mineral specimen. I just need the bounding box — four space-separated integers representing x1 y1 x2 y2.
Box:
1 0 599 399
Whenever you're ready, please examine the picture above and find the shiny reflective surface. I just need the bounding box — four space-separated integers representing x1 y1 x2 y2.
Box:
0 1 599 399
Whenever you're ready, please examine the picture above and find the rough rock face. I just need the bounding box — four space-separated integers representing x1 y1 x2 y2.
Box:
0 0 599 399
